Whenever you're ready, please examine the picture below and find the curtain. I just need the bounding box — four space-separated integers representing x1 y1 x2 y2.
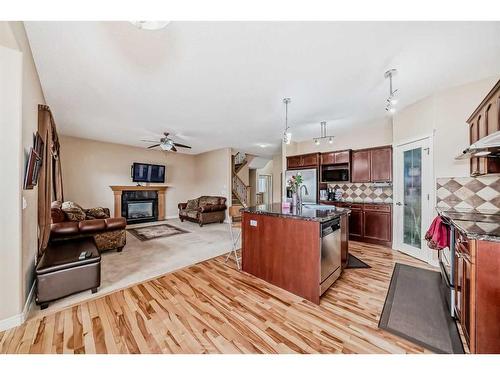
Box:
37 105 63 256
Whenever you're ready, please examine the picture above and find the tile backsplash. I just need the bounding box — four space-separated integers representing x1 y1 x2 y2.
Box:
327 183 393 204
436 176 500 212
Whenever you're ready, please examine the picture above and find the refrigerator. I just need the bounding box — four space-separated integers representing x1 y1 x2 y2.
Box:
285 168 318 204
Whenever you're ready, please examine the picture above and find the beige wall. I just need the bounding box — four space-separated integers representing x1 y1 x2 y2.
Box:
193 148 232 213
0 44 23 325
0 21 46 326
272 153 283 203
287 117 392 156
393 76 499 178
60 136 200 218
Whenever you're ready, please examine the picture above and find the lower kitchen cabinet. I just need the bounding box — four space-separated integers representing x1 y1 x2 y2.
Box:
454 230 500 353
363 209 392 245
331 202 392 247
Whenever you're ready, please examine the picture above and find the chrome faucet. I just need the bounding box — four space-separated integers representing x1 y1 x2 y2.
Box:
299 185 308 205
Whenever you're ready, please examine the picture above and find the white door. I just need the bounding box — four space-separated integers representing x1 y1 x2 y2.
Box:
393 137 433 263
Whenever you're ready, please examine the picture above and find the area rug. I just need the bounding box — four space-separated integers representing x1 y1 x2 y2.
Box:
128 223 189 241
346 254 371 269
379 263 464 354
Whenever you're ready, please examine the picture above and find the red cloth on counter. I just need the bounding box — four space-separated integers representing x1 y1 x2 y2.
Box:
425 216 449 250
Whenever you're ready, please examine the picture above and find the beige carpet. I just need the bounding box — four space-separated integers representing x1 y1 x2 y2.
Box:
28 219 233 319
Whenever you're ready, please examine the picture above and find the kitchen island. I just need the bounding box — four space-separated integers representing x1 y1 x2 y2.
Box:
241 203 350 304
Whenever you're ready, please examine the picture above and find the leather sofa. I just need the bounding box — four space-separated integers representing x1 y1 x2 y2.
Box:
178 196 227 226
50 201 127 252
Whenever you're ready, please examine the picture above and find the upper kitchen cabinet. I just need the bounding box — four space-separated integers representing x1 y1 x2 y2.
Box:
351 146 392 183
466 79 500 176
351 150 371 182
287 153 320 170
371 147 393 182
321 150 351 165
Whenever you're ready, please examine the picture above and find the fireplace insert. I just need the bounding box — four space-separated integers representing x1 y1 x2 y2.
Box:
122 190 158 224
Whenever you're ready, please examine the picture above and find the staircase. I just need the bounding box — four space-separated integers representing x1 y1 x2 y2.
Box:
232 152 250 208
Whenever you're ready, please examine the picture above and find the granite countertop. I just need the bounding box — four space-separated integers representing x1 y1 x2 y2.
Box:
243 203 350 223
319 200 392 205
436 207 500 242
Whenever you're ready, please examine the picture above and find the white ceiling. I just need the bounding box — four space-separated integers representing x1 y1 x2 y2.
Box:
25 21 500 156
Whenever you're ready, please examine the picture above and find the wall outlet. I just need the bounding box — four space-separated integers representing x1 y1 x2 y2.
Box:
250 220 257 227
22 196 27 209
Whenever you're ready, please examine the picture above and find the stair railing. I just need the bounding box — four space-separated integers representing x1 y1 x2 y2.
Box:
232 174 249 207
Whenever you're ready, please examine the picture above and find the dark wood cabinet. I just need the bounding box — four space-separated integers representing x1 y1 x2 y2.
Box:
332 202 392 247
340 214 349 269
287 153 319 170
321 152 335 165
467 79 500 176
363 207 392 244
351 150 371 182
453 230 500 354
321 150 350 165
352 146 392 183
370 147 392 182
348 205 363 240
287 155 302 169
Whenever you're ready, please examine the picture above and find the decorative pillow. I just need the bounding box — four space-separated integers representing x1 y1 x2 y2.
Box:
199 196 220 206
186 198 199 210
84 207 110 220
61 201 86 222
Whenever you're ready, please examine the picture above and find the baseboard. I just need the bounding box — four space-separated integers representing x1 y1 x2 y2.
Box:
0 313 24 332
23 281 36 321
0 281 35 332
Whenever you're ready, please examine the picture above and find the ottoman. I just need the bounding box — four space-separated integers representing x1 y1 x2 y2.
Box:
36 237 101 309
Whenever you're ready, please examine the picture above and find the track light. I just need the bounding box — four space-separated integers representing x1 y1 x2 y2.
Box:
384 69 398 115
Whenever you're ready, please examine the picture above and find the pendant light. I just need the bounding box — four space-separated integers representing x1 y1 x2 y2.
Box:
282 98 292 145
313 121 334 146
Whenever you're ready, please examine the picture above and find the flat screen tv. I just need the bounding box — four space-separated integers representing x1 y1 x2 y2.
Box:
131 162 165 183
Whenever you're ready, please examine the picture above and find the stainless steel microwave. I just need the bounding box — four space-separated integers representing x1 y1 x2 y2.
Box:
321 165 349 182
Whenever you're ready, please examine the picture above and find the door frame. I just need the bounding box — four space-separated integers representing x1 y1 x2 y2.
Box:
392 133 436 265
258 174 273 204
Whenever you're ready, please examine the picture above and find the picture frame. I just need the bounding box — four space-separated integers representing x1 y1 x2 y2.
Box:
23 147 42 190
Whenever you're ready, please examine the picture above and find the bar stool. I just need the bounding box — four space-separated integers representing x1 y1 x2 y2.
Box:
225 205 242 269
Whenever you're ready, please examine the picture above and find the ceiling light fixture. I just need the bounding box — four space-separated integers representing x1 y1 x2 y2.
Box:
384 69 399 114
283 98 292 145
130 21 170 30
313 121 334 146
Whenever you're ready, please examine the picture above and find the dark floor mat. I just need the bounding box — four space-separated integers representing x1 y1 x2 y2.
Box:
379 263 464 354
346 254 371 269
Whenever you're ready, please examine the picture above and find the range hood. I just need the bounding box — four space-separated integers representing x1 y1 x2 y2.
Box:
456 130 500 160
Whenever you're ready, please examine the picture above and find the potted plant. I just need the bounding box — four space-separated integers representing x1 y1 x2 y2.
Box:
287 173 303 207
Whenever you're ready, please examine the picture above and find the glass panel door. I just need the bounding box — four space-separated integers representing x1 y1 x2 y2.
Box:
403 148 422 248
394 137 432 263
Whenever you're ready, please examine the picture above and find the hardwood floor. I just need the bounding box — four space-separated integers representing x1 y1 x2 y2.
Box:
0 242 439 354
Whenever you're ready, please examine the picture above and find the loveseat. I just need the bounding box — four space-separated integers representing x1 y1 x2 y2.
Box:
178 196 227 226
50 201 127 252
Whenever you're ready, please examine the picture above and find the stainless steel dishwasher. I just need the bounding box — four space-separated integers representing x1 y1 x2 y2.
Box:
320 218 342 295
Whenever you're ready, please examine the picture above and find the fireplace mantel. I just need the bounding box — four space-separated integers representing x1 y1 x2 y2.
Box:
109 185 169 220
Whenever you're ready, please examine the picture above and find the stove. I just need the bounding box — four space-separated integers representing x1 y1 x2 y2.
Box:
436 207 500 317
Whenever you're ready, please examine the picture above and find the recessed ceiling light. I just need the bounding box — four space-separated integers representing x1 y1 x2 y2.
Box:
259 144 267 148
130 21 170 30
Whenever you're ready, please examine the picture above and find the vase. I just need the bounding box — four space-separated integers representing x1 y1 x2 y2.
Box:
292 192 298 207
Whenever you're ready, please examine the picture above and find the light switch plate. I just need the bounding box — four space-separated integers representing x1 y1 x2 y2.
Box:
250 220 257 227
22 197 27 209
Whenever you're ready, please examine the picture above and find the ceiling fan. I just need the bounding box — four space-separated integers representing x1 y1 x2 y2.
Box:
142 132 192 152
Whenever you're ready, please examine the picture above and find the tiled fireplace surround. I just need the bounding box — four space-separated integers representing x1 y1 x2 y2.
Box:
436 176 500 212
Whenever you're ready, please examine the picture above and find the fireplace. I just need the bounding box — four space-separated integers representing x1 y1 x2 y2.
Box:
122 190 158 224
